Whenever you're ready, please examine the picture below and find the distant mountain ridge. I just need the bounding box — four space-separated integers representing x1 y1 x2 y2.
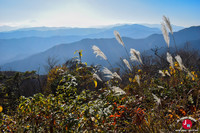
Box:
142 24 184 31
1 26 200 74
0 24 161 39
0 24 162 65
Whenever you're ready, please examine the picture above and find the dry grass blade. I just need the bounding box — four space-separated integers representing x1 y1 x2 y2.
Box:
92 45 107 60
163 15 173 34
114 30 125 47
161 22 170 48
123 59 132 71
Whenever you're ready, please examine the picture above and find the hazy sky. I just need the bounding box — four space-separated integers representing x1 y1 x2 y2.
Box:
0 0 199 27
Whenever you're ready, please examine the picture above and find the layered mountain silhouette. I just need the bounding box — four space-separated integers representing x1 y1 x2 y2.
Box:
0 24 162 65
0 24 161 39
1 26 200 74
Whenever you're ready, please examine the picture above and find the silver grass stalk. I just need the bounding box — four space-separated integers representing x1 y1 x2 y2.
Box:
113 72 122 81
114 30 130 60
161 22 170 48
135 75 140 86
93 73 102 82
111 86 126 96
130 54 138 62
163 15 178 53
114 30 125 47
123 59 132 71
92 45 107 60
102 67 113 75
159 70 165 77
163 15 173 35
152 93 161 105
130 48 143 64
167 52 174 69
175 55 194 80
102 67 122 81
175 55 186 70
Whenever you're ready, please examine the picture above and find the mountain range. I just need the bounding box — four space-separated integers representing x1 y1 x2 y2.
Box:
1 26 200 74
0 24 163 65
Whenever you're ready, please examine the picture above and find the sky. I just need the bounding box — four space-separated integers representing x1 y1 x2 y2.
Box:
0 0 199 28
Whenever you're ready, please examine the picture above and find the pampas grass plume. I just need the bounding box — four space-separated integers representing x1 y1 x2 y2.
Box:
93 73 102 82
161 22 170 48
92 45 107 60
163 15 173 35
114 30 125 47
152 93 161 105
167 52 174 69
130 48 143 64
159 70 165 77
123 59 132 71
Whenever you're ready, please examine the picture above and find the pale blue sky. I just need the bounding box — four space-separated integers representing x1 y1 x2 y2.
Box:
0 0 199 27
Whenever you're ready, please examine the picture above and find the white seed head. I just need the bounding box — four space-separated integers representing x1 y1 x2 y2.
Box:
163 15 173 35
111 86 126 96
123 59 132 71
159 70 165 77
152 93 161 105
165 70 171 77
102 67 122 81
92 45 107 60
102 67 112 75
113 72 122 81
175 55 186 70
167 52 174 69
93 73 102 82
114 30 125 47
130 48 143 64
161 22 170 48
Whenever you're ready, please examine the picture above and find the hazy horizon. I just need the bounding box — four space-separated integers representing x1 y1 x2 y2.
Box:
0 0 199 28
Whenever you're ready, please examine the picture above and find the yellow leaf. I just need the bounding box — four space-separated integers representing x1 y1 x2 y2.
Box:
0 106 3 112
94 80 97 88
129 78 132 83
74 50 78 54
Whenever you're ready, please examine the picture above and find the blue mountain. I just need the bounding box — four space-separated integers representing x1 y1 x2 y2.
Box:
0 24 161 65
1 26 200 74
